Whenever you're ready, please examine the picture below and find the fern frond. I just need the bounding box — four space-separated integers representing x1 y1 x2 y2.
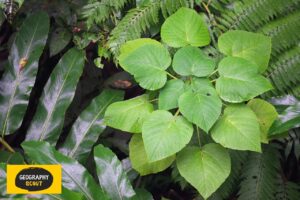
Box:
107 1 161 57
214 150 249 199
265 45 300 97
81 0 129 29
238 145 280 200
258 11 300 57
275 181 300 200
160 0 189 18
108 0 190 57
216 0 300 32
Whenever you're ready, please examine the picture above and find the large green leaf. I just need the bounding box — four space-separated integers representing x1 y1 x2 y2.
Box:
216 57 272 103
94 144 135 200
119 41 171 90
0 151 24 164
161 8 210 47
172 46 215 77
247 99 278 143
218 30 271 73
25 48 85 144
158 79 185 110
118 38 160 61
21 141 107 200
0 12 49 137
211 105 261 152
49 27 72 56
179 78 222 132
104 95 153 133
131 188 153 200
129 134 175 176
142 110 193 161
59 89 124 163
177 144 231 199
269 99 300 137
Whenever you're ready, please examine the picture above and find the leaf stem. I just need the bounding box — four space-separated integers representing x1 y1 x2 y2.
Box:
210 79 216 83
166 72 178 79
174 109 180 117
209 69 218 77
149 98 158 103
0 137 15 153
196 126 202 148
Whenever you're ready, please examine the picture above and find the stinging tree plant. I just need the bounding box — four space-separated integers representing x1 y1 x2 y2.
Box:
103 7 278 199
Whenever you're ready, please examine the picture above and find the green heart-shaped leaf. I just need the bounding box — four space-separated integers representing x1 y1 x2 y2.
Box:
129 134 175 176
211 104 262 152
142 110 193 162
179 78 222 132
172 46 215 77
104 95 153 133
218 30 271 73
118 38 160 62
177 144 231 199
216 57 272 103
161 8 210 47
158 79 185 110
119 40 171 90
247 99 278 143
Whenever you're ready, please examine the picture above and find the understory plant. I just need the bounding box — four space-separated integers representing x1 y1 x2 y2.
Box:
104 7 278 199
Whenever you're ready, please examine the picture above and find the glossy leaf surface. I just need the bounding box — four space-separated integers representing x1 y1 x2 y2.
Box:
49 27 72 56
22 141 107 200
94 144 135 200
0 12 49 136
25 48 85 144
59 89 124 163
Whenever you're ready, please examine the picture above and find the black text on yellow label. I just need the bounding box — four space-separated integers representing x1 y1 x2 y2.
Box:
7 165 61 194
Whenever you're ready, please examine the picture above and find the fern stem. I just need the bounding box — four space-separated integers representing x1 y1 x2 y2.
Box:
0 137 15 153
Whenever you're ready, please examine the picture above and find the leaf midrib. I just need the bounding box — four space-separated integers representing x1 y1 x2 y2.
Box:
36 148 95 200
1 17 41 137
69 94 120 157
39 56 79 141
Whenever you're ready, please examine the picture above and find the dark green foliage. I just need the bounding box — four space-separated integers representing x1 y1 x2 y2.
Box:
108 1 161 56
108 0 191 57
238 145 280 200
266 46 300 98
212 0 300 98
81 0 129 29
276 180 300 200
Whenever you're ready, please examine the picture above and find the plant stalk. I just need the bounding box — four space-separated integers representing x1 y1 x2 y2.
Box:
0 137 15 153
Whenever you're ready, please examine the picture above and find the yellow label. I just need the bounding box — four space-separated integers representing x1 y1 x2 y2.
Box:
6 165 61 194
